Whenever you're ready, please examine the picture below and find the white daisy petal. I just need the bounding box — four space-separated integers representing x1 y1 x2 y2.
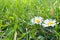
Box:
53 20 56 23
52 23 56 27
44 19 49 24
31 19 33 23
42 24 48 27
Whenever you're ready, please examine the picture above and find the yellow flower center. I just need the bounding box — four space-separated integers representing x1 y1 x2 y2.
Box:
35 19 40 23
48 21 53 26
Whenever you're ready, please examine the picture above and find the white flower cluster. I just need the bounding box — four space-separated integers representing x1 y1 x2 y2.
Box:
31 17 56 27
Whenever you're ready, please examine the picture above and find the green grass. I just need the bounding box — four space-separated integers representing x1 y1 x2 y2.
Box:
0 0 60 40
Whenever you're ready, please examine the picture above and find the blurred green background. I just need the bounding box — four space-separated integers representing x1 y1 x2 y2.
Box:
0 0 60 40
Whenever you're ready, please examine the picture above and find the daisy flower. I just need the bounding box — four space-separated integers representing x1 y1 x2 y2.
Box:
31 17 43 25
42 19 56 27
